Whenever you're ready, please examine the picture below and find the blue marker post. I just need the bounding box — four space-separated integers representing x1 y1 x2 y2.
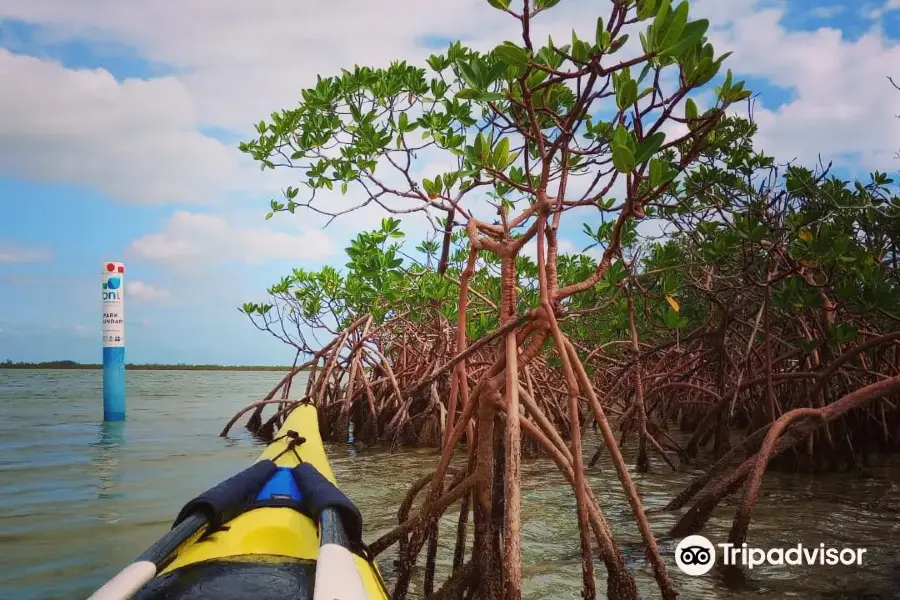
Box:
102 262 126 421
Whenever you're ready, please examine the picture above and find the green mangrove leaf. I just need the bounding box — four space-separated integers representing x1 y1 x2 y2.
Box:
612 144 636 173
634 132 666 164
494 43 530 66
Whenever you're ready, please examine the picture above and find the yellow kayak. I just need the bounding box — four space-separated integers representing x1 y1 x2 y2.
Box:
88 402 390 600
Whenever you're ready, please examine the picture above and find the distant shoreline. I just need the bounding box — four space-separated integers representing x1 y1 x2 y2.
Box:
1 361 301 372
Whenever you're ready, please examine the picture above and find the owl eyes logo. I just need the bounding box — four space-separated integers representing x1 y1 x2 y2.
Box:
675 535 716 576
680 545 712 565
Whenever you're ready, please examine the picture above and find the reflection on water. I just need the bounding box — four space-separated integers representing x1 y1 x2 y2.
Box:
92 422 126 504
0 369 270 600
1 369 898 600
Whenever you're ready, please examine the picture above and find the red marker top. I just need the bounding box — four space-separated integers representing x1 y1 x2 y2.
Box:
117 266 125 273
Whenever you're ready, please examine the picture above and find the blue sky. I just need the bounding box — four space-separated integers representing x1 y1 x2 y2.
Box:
1 0 898 365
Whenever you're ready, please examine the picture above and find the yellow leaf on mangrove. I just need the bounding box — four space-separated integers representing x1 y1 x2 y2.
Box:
799 230 813 242
666 295 680 312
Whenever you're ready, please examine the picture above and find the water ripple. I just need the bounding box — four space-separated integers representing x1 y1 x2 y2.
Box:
1 369 898 599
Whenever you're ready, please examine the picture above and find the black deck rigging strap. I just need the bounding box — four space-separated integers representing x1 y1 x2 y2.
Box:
270 430 307 463
172 459 278 532
291 462 364 546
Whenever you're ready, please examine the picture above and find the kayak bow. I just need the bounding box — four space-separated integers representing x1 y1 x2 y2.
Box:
87 402 390 600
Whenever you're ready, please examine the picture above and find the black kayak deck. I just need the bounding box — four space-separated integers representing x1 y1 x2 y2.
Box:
132 555 316 600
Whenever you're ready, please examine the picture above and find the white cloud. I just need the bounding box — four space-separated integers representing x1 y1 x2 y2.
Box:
0 239 51 264
127 280 170 301
128 210 334 266
518 237 607 263
692 0 900 171
0 0 703 215
0 49 258 205
810 5 846 19
0 0 898 265
0 0 511 133
866 0 900 19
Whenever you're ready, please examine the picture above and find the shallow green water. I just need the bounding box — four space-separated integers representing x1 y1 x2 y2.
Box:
1 369 898 599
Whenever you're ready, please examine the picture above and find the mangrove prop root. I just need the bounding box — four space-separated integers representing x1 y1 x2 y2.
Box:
502 328 523 600
427 560 476 600
397 471 439 558
626 291 651 473
220 398 301 437
425 520 439 597
225 309 897 598
516 413 637 598
563 338 676 600
671 374 900 538
727 408 824 547
369 473 476 558
223 289 900 599
223 208 900 600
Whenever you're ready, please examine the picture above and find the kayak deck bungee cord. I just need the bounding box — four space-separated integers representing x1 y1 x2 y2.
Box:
87 401 390 600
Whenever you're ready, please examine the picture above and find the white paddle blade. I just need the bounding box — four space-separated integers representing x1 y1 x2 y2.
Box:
313 544 369 600
87 561 157 600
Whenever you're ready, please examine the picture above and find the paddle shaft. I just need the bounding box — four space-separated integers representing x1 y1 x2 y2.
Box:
86 514 208 600
87 509 372 600
314 508 371 600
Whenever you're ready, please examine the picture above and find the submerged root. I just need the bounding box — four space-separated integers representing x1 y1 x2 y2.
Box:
221 303 900 599
224 210 900 600
671 374 900 540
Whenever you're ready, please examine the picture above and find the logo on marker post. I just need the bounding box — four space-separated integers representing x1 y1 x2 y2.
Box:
102 263 125 347
102 276 122 301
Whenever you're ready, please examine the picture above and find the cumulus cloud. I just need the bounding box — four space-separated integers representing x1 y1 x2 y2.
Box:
127 280 170 301
0 0 512 134
692 0 900 171
866 0 900 20
0 239 51 264
0 49 257 205
2 0 895 189
128 210 334 266
0 0 512 212
810 5 847 19
0 0 898 260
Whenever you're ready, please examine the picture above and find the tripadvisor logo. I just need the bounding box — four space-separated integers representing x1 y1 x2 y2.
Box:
674 535 868 576
103 276 122 302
